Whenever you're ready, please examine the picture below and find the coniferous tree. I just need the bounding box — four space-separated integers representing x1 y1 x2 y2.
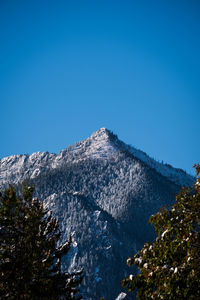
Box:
0 183 82 300
122 165 200 299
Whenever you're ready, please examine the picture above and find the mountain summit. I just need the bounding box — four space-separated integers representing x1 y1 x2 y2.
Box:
66 127 118 160
0 129 194 299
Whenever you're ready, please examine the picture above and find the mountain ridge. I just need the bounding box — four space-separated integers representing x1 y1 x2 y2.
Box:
0 128 194 188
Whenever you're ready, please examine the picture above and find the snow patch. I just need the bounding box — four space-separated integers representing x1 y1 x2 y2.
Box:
93 210 101 220
30 168 41 179
67 239 78 273
115 292 127 300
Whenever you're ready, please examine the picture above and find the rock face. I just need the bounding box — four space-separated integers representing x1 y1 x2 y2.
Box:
0 128 194 299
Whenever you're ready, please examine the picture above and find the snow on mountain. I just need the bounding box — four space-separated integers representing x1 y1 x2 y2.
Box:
74 127 117 160
122 142 193 187
0 128 194 188
0 128 195 299
0 152 56 186
87 128 194 187
56 128 194 186
115 292 127 300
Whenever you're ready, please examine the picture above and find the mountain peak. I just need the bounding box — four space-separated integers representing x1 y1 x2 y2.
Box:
90 127 112 140
79 128 117 160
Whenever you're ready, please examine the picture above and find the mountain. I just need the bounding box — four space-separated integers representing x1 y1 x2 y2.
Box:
0 128 194 299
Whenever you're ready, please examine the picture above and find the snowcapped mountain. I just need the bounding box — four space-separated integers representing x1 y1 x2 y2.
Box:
0 128 194 299
0 128 193 188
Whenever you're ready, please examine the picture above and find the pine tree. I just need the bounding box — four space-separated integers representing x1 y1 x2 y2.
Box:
0 183 83 300
122 165 200 299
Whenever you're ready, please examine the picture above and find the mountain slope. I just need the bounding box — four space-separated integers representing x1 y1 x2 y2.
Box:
0 128 194 299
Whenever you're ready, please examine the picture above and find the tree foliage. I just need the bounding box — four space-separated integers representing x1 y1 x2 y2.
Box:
122 165 200 299
0 183 82 300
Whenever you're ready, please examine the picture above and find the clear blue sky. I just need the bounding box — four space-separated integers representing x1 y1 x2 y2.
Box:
0 0 199 175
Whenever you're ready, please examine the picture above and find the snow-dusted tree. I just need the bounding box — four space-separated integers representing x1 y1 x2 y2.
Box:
122 165 200 299
0 183 82 300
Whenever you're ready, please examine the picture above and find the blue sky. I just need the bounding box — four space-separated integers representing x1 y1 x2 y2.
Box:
0 0 199 175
